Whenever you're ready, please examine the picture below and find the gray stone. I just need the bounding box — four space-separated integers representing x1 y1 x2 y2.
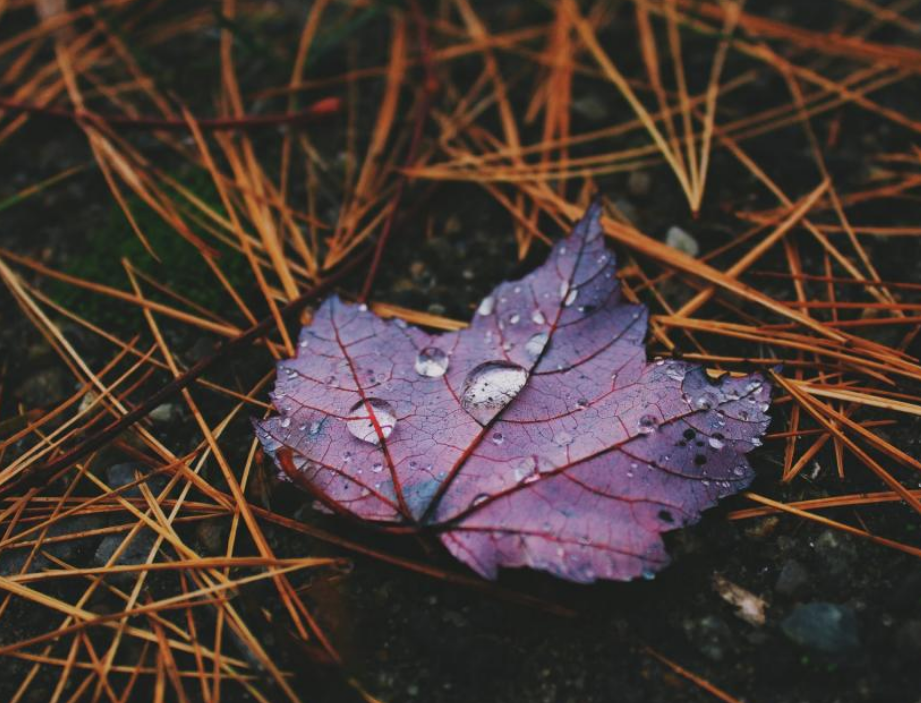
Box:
148 403 181 423
665 226 700 257
813 529 857 577
16 367 68 407
775 559 810 597
781 603 860 654
683 615 733 661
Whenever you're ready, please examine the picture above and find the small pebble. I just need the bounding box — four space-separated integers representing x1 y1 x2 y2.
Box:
665 226 700 257
781 602 860 654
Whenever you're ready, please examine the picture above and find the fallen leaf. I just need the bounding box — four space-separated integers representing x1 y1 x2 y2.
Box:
256 203 771 583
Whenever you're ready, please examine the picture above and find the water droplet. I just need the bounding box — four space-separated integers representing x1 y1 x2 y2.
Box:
516 456 539 479
508 313 520 325
414 347 449 378
461 361 528 424
531 309 546 325
299 338 309 349
309 421 322 436
637 414 658 434
564 287 578 307
666 366 686 382
708 434 725 450
371 462 384 473
554 431 573 447
280 417 291 428
491 432 504 446
346 398 397 445
471 493 489 507
477 295 495 316
751 437 763 448
732 465 746 477
525 332 549 359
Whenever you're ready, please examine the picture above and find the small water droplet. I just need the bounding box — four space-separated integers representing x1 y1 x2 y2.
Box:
461 361 528 424
531 309 546 325
575 398 589 410
564 288 578 307
666 366 686 382
637 414 658 434
508 313 520 325
477 296 495 316
346 398 397 445
525 332 549 359
299 338 309 349
371 462 384 473
708 434 725 450
414 347 449 378
516 456 539 479
280 417 291 428
471 494 489 507
732 465 746 477
491 432 504 446
554 431 574 447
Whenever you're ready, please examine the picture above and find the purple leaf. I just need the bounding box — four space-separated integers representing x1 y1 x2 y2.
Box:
255 203 771 583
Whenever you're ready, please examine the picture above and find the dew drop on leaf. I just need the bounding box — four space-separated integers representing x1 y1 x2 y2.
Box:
637 414 658 434
461 361 528 424
346 398 397 445
525 332 549 359
531 309 546 325
476 295 495 316
553 431 574 447
414 347 449 378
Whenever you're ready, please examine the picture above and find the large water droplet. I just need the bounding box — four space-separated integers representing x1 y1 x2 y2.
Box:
531 309 546 325
525 332 549 359
414 347 449 378
477 296 495 316
461 361 528 425
708 434 725 450
346 398 397 445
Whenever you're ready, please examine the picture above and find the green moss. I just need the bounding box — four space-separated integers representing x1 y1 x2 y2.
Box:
54 172 251 329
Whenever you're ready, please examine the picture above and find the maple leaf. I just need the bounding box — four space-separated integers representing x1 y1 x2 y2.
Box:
255 203 771 583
